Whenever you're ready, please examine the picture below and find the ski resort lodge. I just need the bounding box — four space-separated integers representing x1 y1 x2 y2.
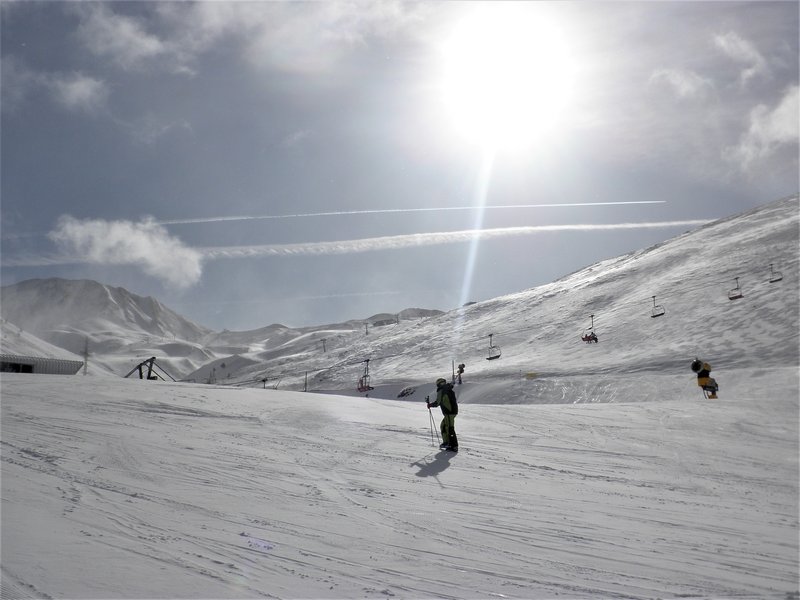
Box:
0 354 84 375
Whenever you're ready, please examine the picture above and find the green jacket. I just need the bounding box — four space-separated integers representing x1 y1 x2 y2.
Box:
431 383 458 415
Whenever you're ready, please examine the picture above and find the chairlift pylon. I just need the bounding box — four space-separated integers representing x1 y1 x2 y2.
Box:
728 277 743 301
357 358 374 392
769 263 784 283
650 295 666 318
486 333 501 361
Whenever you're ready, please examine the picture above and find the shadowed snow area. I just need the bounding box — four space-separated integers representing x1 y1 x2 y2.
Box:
1 196 798 598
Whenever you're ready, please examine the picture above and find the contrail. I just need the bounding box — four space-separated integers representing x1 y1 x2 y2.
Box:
159 200 666 225
3 218 709 268
201 219 710 259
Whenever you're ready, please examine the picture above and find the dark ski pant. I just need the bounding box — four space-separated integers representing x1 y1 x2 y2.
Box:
440 415 458 447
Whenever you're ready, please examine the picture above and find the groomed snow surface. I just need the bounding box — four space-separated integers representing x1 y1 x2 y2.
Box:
1 370 798 599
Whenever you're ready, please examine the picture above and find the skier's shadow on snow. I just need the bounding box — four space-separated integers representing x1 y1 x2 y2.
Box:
411 451 453 480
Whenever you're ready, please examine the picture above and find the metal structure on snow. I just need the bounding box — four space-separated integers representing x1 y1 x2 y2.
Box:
768 263 783 283
486 334 501 360
650 296 666 318
357 359 374 392
728 277 743 301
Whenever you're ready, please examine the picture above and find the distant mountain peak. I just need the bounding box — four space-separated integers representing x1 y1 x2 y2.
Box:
0 278 211 354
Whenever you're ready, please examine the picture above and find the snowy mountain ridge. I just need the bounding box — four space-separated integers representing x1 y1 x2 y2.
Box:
0 277 211 348
0 278 443 378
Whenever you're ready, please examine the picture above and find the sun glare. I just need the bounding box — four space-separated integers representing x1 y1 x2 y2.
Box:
442 5 576 150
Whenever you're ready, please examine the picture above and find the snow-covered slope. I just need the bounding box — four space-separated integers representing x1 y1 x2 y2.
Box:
0 319 84 362
1 367 797 598
205 195 800 397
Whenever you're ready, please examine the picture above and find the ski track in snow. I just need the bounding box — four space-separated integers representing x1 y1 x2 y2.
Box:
1 371 797 599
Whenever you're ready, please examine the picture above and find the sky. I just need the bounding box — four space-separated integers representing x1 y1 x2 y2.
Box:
1 1 798 331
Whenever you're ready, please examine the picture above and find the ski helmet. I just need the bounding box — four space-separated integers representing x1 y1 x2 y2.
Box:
435 378 447 387
690 359 702 373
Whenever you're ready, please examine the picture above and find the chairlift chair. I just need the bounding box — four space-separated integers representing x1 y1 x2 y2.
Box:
769 263 784 283
486 334 502 361
650 296 666 318
581 314 599 343
728 277 743 301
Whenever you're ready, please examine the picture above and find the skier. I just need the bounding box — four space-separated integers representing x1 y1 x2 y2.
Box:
581 331 598 343
456 363 465 385
691 358 719 399
427 377 459 452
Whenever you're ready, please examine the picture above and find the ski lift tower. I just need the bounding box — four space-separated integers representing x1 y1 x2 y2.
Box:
357 359 374 392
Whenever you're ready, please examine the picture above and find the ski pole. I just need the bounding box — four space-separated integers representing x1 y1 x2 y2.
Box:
426 396 440 446
429 409 440 446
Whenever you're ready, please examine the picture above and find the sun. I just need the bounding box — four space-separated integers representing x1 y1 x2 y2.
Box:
441 5 576 151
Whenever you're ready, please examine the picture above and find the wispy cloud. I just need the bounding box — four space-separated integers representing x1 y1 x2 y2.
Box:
158 201 666 226
201 220 710 259
50 72 109 113
73 3 168 71
0 57 108 115
68 2 426 77
46 216 203 289
649 68 714 100
726 85 799 170
714 31 769 87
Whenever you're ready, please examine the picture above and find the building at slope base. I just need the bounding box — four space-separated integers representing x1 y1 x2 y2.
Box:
0 354 84 375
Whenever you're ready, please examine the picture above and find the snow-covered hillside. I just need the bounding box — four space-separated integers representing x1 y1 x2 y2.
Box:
200 194 800 397
2 368 797 598
0 319 84 362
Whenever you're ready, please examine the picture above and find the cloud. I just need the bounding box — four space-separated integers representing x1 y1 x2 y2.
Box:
49 72 109 113
153 1 427 75
649 68 714 100
714 31 769 86
242 2 420 73
47 216 203 289
725 85 799 169
74 4 167 70
0 57 108 114
200 220 710 260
